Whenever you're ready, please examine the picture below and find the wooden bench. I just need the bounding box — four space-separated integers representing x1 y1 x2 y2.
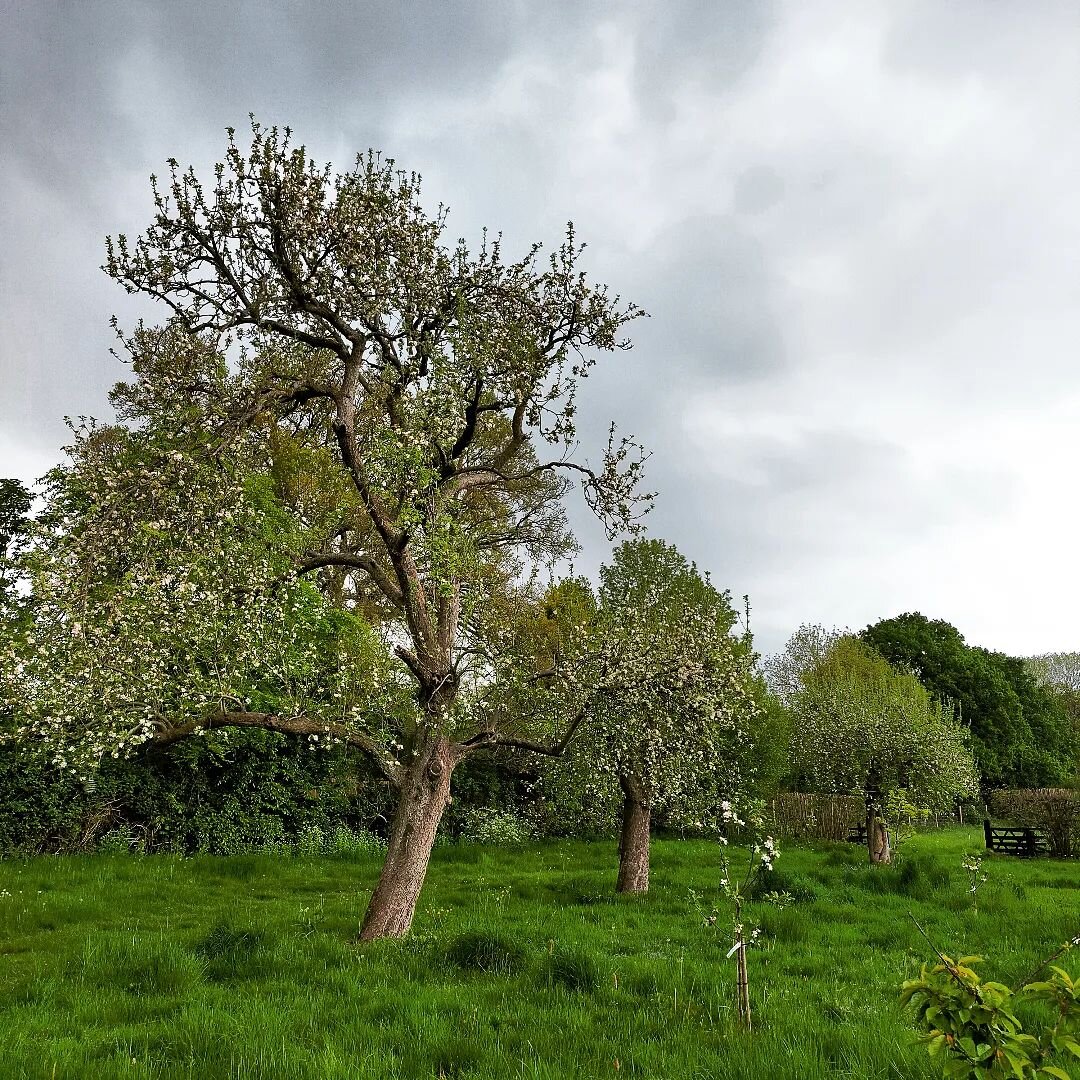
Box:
845 823 868 845
983 819 1050 858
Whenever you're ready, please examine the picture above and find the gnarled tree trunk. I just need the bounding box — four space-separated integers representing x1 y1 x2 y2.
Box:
616 774 651 893
358 733 455 940
866 799 892 865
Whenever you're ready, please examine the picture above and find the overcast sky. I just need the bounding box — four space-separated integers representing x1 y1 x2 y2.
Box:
3 0 1080 658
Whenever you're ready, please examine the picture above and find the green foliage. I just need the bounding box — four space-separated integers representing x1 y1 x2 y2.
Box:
862 614 1077 790
455 807 535 846
0 727 394 855
901 947 1080 1078
785 633 979 812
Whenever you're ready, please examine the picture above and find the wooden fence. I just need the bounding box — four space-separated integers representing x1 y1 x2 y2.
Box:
845 823 868 845
983 819 1050 858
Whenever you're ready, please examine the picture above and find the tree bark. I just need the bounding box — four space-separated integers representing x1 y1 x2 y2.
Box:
866 803 892 865
358 733 455 940
616 775 651 894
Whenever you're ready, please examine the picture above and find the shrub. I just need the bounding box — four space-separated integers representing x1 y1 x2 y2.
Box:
901 945 1080 1079
456 807 535 846
325 824 385 857
0 727 396 855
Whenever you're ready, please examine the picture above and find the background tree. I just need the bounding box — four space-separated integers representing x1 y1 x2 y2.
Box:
1026 652 1080 764
781 632 979 863
861 614 1075 790
0 478 32 616
1026 652 1080 695
25 119 650 940
550 540 758 893
762 623 839 708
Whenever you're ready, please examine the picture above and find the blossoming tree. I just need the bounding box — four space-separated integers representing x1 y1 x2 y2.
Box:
773 630 979 863
545 540 759 893
20 119 652 939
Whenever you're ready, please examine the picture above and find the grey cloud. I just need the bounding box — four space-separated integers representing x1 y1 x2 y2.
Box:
628 0 778 118
884 1 1080 85
3 0 1078 659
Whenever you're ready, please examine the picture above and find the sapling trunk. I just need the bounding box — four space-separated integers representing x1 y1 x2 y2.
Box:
736 940 751 1029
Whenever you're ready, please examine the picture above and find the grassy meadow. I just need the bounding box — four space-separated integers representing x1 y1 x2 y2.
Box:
0 828 1077 1079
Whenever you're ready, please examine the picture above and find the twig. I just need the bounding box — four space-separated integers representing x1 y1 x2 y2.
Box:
1015 934 1080 990
907 912 986 1004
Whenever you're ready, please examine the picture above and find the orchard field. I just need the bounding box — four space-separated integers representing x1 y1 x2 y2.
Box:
1 828 1076 1080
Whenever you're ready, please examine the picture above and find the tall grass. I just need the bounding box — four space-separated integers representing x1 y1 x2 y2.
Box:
0 829 1075 1078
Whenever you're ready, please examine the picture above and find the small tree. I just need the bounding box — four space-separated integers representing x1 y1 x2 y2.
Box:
548 540 757 893
20 119 652 940
779 632 979 863
0 479 31 615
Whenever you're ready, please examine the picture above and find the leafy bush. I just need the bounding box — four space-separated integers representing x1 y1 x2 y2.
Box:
0 728 394 855
901 945 1080 1078
456 807 535 846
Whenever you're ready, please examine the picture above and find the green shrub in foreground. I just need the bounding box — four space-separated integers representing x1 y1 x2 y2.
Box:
901 942 1080 1079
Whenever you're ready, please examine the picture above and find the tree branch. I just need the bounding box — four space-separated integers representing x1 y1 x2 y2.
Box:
151 710 403 786
298 552 404 607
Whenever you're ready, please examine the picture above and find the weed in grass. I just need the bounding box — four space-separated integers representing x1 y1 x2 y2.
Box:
195 921 275 982
757 904 808 944
76 933 205 995
745 866 818 903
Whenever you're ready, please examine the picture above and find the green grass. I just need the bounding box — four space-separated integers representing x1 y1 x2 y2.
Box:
0 828 1076 1079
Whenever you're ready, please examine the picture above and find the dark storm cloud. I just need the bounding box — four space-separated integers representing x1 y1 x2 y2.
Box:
0 0 539 458
622 215 788 384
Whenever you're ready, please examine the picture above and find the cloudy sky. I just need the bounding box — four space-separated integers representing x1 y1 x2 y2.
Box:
3 0 1080 658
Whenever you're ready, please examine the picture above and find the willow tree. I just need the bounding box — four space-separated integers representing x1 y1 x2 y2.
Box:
61 119 650 939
